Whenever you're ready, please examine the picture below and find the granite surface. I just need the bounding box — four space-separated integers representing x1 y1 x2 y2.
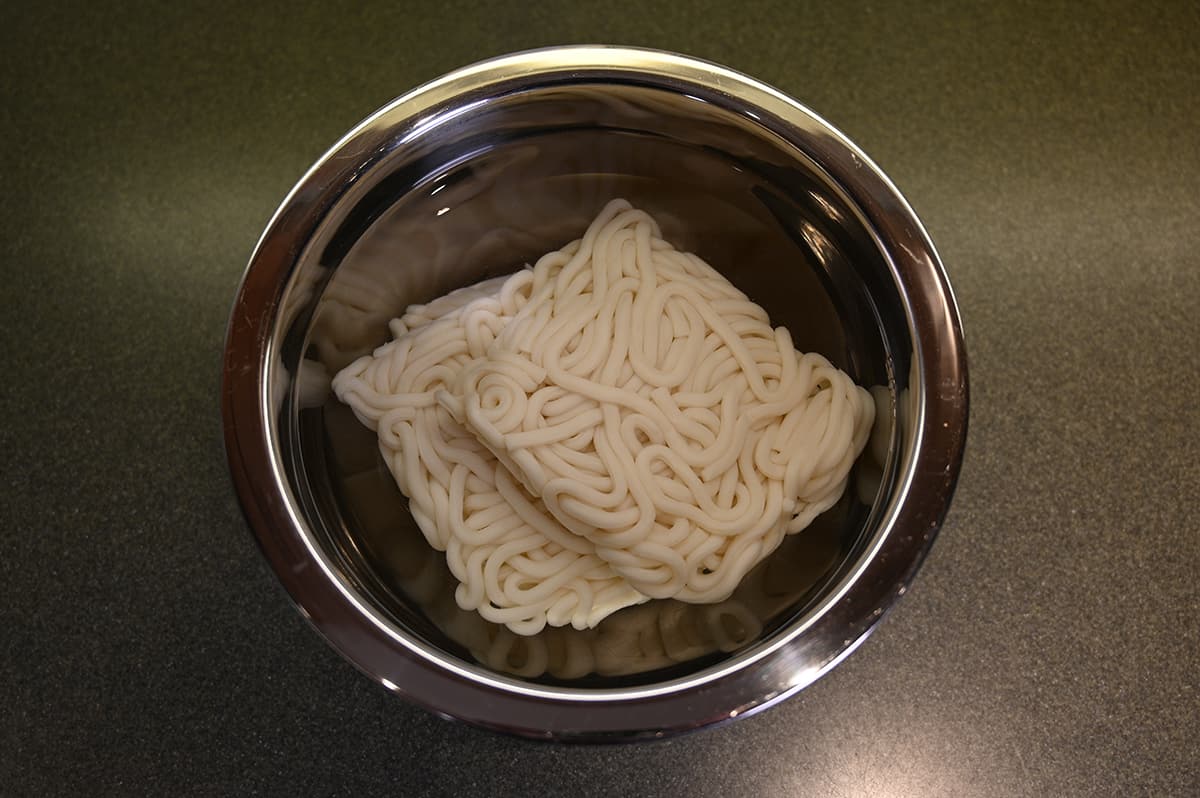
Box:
3 1 1198 795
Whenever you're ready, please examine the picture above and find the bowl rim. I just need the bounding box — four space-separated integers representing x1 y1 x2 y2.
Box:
221 44 968 740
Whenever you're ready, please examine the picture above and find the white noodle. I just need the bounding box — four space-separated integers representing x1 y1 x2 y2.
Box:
335 199 874 633
333 273 645 635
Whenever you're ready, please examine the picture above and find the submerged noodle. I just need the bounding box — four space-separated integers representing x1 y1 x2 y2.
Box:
335 199 874 633
334 274 645 635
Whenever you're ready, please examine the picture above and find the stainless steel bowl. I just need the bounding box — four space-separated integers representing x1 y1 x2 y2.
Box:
222 45 967 740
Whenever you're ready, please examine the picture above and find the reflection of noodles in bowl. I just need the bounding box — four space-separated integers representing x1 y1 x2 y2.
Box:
222 46 968 739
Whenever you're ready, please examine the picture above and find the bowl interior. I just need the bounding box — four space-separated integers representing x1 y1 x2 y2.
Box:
272 81 911 689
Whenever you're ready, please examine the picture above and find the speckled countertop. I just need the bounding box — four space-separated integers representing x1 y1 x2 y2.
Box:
3 2 1198 795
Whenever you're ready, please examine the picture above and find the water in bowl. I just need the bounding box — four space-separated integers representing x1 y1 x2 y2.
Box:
280 86 903 688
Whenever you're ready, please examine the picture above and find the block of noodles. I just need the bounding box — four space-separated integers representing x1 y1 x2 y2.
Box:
336 199 874 634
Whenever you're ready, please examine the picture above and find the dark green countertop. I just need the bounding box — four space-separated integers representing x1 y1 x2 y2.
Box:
4 2 1197 795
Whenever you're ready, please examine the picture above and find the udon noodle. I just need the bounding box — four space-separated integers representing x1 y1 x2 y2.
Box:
334 199 874 634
